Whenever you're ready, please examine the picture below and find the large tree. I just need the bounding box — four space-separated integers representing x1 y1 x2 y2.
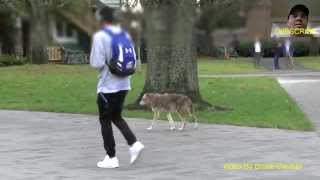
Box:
0 8 16 54
128 0 211 109
0 0 83 64
25 0 50 64
0 0 51 63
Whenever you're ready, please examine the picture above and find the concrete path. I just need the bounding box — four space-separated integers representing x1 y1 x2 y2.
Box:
278 76 320 132
0 110 319 180
199 70 320 78
199 57 318 78
259 58 307 71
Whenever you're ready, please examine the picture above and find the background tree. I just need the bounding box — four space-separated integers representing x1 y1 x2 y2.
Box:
196 0 255 56
128 0 214 110
0 0 84 64
0 7 16 54
24 0 50 64
0 0 50 63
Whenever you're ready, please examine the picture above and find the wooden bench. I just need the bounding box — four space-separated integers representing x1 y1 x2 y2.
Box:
47 47 63 64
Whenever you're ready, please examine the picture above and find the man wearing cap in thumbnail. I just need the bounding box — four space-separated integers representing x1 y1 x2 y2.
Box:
284 4 310 69
287 4 309 31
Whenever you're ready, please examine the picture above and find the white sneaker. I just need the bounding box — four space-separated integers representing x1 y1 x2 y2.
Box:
97 155 119 168
129 141 144 164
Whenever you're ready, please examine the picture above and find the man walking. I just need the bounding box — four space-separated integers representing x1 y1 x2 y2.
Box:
254 37 262 68
90 6 144 169
284 38 294 69
272 38 282 70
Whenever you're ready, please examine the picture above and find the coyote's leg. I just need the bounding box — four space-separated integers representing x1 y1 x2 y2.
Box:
147 111 159 130
190 112 199 129
177 113 187 131
167 113 176 131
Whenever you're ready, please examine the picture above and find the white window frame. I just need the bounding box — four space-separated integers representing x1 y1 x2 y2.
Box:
51 18 78 44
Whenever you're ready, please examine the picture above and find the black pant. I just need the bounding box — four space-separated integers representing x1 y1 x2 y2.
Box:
254 52 261 67
97 90 137 158
274 54 280 69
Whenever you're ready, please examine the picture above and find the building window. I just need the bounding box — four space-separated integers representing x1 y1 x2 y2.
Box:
66 23 74 37
53 19 78 43
56 21 64 37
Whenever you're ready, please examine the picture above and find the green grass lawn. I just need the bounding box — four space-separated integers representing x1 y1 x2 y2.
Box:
295 56 320 70
138 57 261 75
0 64 313 131
197 57 263 74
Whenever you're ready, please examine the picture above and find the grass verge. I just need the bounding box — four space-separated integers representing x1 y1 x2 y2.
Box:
0 64 313 131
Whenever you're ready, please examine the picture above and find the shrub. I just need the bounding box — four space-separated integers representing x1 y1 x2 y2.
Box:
292 41 310 57
237 40 312 57
0 55 29 67
262 40 274 57
238 40 275 58
238 41 253 57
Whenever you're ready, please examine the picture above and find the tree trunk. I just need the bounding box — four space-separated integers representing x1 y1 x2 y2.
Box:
0 10 16 55
26 0 49 64
205 30 216 57
129 0 211 110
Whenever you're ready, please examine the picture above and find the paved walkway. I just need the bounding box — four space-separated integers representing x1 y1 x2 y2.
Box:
199 57 318 78
0 110 319 180
259 58 307 71
199 70 320 78
278 77 320 132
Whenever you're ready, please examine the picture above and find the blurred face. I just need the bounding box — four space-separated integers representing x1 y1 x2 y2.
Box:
287 10 308 29
100 21 112 28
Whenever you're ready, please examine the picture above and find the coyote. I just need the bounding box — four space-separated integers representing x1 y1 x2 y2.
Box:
139 93 198 131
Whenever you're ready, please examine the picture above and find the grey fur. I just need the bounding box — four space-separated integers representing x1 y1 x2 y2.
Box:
140 93 198 131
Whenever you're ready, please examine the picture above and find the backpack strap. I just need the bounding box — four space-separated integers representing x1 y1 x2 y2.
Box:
102 28 113 36
102 29 115 65
103 28 127 38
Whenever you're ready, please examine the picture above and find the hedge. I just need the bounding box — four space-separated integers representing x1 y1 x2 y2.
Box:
236 40 316 57
0 55 29 67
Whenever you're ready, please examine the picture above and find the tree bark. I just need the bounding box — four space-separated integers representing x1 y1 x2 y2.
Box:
0 10 16 55
26 0 49 64
128 0 211 110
